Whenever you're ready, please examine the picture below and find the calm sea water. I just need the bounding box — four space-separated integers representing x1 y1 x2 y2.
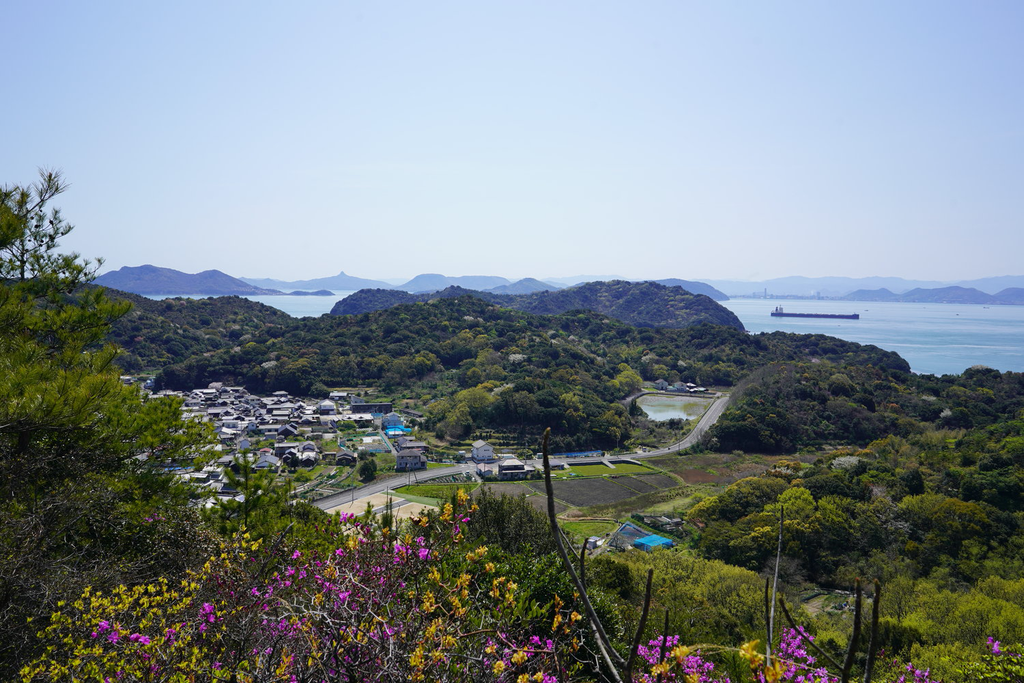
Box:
721 298 1024 376
144 293 1024 377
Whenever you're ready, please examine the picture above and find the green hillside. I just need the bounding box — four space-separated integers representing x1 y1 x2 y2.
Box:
331 280 744 330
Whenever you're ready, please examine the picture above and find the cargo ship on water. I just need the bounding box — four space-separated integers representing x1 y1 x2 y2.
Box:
771 306 860 320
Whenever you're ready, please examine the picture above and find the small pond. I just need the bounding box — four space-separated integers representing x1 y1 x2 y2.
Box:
636 394 711 421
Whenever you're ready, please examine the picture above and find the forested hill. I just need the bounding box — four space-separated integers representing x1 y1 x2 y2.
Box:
331 280 744 330
103 289 293 373
96 264 283 295
139 294 906 452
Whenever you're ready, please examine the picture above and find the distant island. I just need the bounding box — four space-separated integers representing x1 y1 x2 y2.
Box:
240 270 393 291
841 285 1024 305
96 265 731 301
95 265 285 296
330 280 744 330
707 274 1024 298
102 265 1024 306
98 266 339 297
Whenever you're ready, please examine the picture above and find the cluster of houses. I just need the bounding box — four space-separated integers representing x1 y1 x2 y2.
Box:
470 439 536 481
652 380 707 393
146 384 429 500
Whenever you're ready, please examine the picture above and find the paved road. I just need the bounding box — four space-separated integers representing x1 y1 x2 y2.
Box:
636 391 731 457
312 393 730 511
312 465 468 510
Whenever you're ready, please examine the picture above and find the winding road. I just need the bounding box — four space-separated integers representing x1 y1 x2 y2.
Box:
312 392 730 511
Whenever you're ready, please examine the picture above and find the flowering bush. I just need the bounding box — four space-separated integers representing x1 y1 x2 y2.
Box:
21 491 588 682
956 639 1024 682
16 485 993 682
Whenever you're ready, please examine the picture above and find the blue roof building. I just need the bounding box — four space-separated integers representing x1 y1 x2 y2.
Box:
633 534 674 552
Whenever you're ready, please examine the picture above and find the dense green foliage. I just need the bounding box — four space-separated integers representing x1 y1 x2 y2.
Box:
708 360 1024 453
331 280 745 329
106 289 292 373
0 172 218 677
144 294 904 451
688 388 1024 678
9 170 1024 681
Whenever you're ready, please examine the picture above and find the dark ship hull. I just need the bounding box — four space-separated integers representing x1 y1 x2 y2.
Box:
771 307 859 320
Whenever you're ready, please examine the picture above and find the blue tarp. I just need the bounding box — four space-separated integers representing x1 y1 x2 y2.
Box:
634 534 674 552
553 450 604 459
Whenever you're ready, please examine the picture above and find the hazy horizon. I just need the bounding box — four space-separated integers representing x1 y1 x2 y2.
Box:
4 2 1023 282
96 263 1023 291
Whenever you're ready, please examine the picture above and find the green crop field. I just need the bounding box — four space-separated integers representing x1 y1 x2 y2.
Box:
562 520 620 540
602 463 652 474
395 483 479 503
563 464 615 476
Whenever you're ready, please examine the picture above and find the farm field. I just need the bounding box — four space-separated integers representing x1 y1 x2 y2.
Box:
521 495 568 515
628 473 678 489
562 520 619 540
394 482 479 504
473 482 534 498
526 477 639 507
396 465 689 523
647 451 820 486
558 462 654 477
601 463 651 474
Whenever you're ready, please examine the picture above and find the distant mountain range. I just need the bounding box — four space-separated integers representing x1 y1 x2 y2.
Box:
98 265 1024 306
706 275 1024 297
240 271 392 291
330 280 744 330
397 274 514 292
650 279 728 301
485 278 561 295
842 286 1024 305
95 265 286 296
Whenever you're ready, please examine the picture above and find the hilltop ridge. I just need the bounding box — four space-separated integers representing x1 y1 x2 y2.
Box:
96 265 283 295
330 280 744 330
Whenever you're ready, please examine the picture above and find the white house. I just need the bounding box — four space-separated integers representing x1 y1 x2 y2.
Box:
471 440 495 463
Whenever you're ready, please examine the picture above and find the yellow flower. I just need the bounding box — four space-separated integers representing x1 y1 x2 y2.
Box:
738 640 764 669
492 660 506 675
551 613 562 632
671 644 692 662
763 661 785 683
512 649 528 665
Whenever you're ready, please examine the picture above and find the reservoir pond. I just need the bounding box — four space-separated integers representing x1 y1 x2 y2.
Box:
636 394 712 421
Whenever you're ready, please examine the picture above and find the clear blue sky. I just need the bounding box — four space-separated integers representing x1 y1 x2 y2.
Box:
3 1 1022 282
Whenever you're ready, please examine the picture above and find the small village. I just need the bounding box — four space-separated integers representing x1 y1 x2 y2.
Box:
135 380 688 558
141 381 568 503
